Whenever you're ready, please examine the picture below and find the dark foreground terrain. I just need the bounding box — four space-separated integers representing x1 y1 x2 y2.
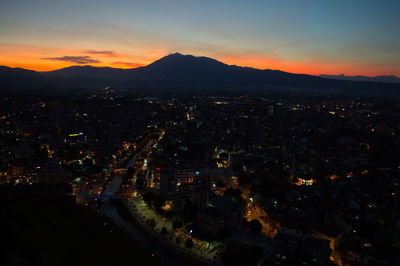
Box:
0 184 161 266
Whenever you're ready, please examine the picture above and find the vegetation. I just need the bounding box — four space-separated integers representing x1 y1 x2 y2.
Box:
143 191 155 206
221 242 263 266
183 199 198 222
172 220 183 230
0 184 161 266
224 188 246 207
249 219 262 234
160 227 168 236
135 177 144 190
185 238 193 249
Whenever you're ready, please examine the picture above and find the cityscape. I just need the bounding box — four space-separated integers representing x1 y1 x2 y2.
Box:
1 89 400 265
1 1 400 266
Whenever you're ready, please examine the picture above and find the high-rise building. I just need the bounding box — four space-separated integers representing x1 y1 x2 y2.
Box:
192 173 211 208
157 168 177 196
268 105 274 117
176 169 195 185
156 168 197 196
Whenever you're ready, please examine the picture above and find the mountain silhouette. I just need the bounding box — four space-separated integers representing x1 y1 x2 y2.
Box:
45 65 131 80
320 74 400 83
1 53 399 97
0 66 43 80
0 66 46 91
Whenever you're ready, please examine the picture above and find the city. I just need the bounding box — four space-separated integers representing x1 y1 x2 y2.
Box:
1 88 399 265
1 1 400 265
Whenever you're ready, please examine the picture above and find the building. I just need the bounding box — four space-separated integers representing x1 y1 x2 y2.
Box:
34 160 72 184
176 169 196 190
195 196 243 238
200 168 231 185
311 219 343 252
154 168 197 196
66 132 86 145
196 206 225 238
156 168 178 196
300 235 331 266
192 182 211 208
268 105 274 117
272 228 301 262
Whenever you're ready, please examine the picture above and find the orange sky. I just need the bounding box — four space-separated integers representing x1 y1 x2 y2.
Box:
0 44 151 71
1 1 399 77
0 44 398 76
219 55 400 76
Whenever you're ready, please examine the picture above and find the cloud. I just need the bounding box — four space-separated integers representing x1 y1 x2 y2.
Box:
86 50 118 57
42 56 101 64
112 61 144 67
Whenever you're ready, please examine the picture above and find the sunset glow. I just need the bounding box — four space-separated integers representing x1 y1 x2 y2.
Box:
0 0 399 76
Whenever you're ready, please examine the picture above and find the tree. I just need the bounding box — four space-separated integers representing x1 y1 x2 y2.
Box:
224 188 246 208
249 219 262 234
183 199 198 222
135 177 144 190
221 243 241 265
143 191 155 206
153 195 165 211
185 238 193 249
224 188 242 199
160 227 168 236
149 218 156 230
176 237 181 245
222 243 263 266
172 220 182 230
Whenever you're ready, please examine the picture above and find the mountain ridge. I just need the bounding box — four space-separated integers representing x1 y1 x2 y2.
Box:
320 74 400 83
1 53 399 97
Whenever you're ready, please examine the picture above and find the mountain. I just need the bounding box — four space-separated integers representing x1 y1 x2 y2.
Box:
44 65 132 80
1 53 400 97
0 66 47 91
0 66 44 81
320 74 400 83
43 53 237 82
131 53 233 80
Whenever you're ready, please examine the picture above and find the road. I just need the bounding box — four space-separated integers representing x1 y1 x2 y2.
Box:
100 128 187 265
102 129 158 198
101 198 185 265
232 180 278 237
128 197 220 262
104 175 122 195
121 129 219 264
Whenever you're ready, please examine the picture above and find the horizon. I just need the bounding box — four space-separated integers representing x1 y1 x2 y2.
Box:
1 52 400 79
1 1 400 265
1 0 400 76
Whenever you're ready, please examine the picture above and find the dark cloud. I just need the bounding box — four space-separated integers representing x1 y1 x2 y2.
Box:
86 50 118 57
112 61 144 67
42 56 101 64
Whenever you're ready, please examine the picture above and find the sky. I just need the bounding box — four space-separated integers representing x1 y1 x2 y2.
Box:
0 0 399 76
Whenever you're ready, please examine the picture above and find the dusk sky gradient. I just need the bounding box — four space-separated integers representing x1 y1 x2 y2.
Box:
1 0 399 76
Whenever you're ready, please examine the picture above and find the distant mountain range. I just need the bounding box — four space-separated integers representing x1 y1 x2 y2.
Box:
1 53 399 97
320 74 400 83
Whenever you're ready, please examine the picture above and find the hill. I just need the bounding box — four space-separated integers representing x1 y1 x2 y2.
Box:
1 53 399 97
320 74 400 83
